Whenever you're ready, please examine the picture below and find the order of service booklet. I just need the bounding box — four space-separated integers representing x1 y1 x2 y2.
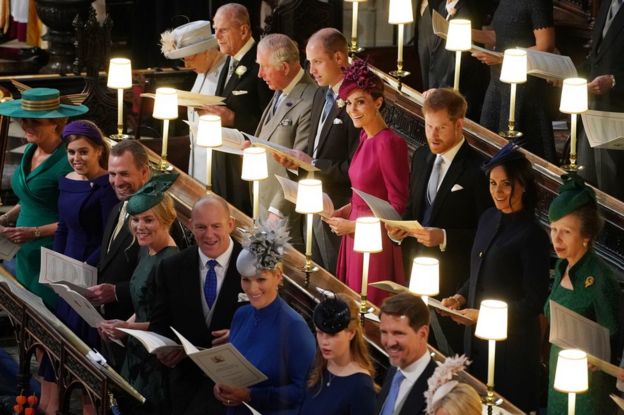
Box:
117 328 182 354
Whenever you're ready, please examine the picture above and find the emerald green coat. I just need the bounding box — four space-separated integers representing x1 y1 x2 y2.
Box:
11 143 71 308
544 250 620 415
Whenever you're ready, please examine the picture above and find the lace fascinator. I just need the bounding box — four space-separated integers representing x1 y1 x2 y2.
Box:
424 355 470 414
236 219 291 277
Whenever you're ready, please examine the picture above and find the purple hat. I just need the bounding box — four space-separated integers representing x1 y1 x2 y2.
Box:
61 120 104 144
338 59 384 101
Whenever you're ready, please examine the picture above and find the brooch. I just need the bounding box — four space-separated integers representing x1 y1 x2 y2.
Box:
584 276 595 288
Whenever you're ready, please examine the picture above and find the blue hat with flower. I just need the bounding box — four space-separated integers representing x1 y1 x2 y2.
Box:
236 219 291 277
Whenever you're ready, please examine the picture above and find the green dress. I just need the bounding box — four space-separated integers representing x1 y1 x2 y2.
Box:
121 246 178 414
11 143 71 308
544 250 620 415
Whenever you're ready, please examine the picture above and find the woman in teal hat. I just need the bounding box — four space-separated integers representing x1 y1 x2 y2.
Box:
99 173 179 415
545 173 620 414
0 88 87 308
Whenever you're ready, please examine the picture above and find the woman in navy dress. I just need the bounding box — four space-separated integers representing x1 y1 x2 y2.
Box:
214 220 316 415
441 143 550 412
53 120 118 345
299 294 376 415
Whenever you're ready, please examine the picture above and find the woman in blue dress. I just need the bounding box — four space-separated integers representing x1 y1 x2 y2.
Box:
100 173 180 414
214 220 316 415
299 294 376 415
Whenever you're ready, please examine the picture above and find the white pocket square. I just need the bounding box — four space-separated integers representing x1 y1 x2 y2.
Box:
238 293 249 302
451 184 464 192
232 90 248 96
332 118 343 125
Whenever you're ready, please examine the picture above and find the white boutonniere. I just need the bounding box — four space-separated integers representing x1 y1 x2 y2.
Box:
235 65 247 78
336 98 345 108
238 293 249 302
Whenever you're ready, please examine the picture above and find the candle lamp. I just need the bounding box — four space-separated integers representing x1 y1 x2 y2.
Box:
445 19 472 92
107 58 132 141
499 49 527 139
152 87 179 171
353 217 383 320
554 349 588 415
295 179 323 276
345 0 367 55
560 78 588 170
388 0 414 80
475 299 508 414
196 114 222 191
408 257 439 305
241 147 268 224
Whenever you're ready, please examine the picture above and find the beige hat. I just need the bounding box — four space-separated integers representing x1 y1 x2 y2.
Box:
160 20 217 60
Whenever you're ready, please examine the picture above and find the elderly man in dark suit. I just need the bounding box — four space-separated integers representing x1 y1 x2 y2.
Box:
278 28 359 273
253 33 317 250
150 194 243 415
387 88 490 355
86 140 189 368
203 3 272 215
578 0 624 200
377 292 436 415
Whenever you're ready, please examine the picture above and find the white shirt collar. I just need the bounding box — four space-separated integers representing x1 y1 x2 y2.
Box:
233 37 255 63
198 236 234 269
282 68 305 96
438 137 464 166
446 0 460 16
398 351 432 383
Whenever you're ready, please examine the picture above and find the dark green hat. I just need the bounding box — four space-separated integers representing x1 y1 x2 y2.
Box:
0 88 88 118
548 173 596 222
126 173 179 215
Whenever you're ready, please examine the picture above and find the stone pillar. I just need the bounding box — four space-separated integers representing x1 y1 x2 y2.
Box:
35 0 95 74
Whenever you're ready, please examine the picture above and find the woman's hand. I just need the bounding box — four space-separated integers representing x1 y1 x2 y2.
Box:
325 217 355 237
214 384 251 407
98 319 129 341
2 227 38 244
471 51 503 66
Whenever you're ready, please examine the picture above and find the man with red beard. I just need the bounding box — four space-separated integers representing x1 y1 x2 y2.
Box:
150 194 243 415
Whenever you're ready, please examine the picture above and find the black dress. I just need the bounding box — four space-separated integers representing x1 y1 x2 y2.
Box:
458 208 550 412
299 370 376 415
479 0 556 162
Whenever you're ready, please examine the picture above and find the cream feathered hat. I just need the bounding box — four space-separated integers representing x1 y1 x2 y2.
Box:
160 20 217 60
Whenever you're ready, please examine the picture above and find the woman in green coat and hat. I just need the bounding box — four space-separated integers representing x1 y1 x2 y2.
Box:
0 88 87 308
545 173 620 414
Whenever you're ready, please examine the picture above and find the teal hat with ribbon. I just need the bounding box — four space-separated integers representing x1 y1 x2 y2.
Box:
548 173 596 222
126 173 179 215
0 88 88 119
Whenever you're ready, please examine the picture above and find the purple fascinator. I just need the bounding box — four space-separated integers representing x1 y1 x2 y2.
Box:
338 59 384 101
61 120 104 144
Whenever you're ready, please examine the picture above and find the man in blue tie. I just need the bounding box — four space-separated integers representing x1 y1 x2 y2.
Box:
376 292 436 415
150 194 243 415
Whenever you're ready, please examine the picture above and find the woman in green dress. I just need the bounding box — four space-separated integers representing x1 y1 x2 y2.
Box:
545 173 620 414
0 88 87 308
99 173 179 415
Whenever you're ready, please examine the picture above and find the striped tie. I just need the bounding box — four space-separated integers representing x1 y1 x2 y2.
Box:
603 0 623 38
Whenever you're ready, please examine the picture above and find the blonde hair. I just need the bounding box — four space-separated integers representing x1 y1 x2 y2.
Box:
431 383 481 415
129 193 177 239
307 294 375 389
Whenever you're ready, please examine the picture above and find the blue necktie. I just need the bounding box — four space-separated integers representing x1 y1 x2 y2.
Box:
320 88 335 124
203 259 218 309
381 370 405 415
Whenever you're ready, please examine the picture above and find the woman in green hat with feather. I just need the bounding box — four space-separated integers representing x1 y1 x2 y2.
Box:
545 173 620 414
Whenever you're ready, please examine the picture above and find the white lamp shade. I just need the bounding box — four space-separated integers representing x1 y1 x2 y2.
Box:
197 115 222 147
388 0 414 24
500 49 527 84
241 147 268 181
153 87 179 120
445 19 472 51
554 349 588 393
295 179 323 214
475 299 508 340
409 257 439 296
559 78 588 114
107 58 132 89
345 0 367 2
353 217 383 253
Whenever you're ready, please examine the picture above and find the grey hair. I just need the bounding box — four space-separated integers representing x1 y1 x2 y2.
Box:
258 33 300 66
